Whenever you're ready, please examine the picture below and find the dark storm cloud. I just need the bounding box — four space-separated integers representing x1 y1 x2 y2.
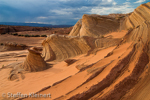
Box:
0 0 147 25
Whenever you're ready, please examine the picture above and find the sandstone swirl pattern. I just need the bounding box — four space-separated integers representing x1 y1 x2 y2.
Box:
69 14 120 38
67 2 150 100
69 19 82 36
42 34 91 61
20 14 122 71
122 2 150 43
14 2 150 100
41 14 123 62
22 47 47 72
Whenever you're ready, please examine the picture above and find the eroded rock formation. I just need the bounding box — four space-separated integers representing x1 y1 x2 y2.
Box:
32 2 150 100
66 2 150 100
42 32 122 61
69 14 120 38
22 47 47 72
3 2 150 100
41 13 125 61
69 19 82 36
42 34 91 61
2 42 27 51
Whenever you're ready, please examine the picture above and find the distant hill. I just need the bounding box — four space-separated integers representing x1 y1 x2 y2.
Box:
0 22 73 28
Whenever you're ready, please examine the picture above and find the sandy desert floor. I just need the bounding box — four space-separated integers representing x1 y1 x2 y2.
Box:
0 30 130 100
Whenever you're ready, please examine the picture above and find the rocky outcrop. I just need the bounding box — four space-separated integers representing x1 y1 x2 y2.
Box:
42 15 123 61
42 34 122 61
69 19 82 36
22 47 47 72
69 14 120 38
122 2 150 30
2 42 27 51
12 2 150 100
42 34 91 61
122 2 150 43
67 2 150 100
95 38 121 48
64 59 77 66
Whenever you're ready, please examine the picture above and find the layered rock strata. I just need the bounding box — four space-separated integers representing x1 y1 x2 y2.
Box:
69 14 120 38
22 47 47 72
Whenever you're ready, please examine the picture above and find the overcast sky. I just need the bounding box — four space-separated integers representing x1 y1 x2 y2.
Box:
0 0 148 25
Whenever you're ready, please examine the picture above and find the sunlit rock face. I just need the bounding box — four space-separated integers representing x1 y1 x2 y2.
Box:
22 47 47 72
42 14 123 61
69 14 120 38
42 34 91 61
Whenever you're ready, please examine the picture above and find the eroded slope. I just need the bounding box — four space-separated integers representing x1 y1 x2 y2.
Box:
22 2 150 100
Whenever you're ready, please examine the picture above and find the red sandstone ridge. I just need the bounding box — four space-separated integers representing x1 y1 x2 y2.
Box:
0 2 150 100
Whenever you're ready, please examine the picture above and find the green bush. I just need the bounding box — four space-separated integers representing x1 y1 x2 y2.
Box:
34 35 40 37
30 35 35 37
24 34 30 37
118 16 124 19
1 33 6 35
30 35 40 37
41 35 47 37
2 65 4 68
54 31 57 33
101 35 104 38
18 34 44 37
12 33 18 36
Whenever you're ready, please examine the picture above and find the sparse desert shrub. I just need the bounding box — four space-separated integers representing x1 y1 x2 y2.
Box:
24 34 30 37
53 31 57 33
118 16 124 19
12 33 18 36
1 33 6 35
41 35 47 37
31 35 35 37
101 35 104 38
2 65 4 68
18 34 24 37
30 35 40 37
34 35 40 37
